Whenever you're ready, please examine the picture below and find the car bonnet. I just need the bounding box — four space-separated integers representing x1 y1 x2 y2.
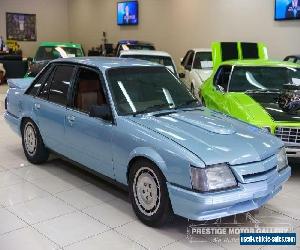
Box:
128 108 282 166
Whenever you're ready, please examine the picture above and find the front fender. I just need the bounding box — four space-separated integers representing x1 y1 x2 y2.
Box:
128 147 168 174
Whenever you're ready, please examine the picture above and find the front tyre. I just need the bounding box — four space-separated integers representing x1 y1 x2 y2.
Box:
128 159 172 227
21 119 49 164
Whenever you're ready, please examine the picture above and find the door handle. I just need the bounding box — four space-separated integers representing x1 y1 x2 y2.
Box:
34 103 41 110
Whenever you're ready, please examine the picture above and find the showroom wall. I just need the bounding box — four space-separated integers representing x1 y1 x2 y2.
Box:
0 0 70 57
68 0 300 65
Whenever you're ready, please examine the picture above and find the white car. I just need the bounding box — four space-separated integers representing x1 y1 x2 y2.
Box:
179 49 213 97
120 50 178 76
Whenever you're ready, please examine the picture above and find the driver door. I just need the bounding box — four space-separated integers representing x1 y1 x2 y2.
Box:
64 66 114 179
207 65 232 114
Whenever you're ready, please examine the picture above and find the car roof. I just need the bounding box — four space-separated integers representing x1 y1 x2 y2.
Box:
220 59 300 68
39 42 82 48
120 50 172 57
192 48 212 53
52 56 161 71
118 40 154 46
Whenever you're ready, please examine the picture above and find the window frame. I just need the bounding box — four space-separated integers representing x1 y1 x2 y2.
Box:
67 65 115 123
46 64 76 107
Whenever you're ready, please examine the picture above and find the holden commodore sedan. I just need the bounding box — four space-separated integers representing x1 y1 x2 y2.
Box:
4 57 291 227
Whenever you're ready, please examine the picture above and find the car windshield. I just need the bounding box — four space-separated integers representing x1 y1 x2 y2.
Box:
123 44 155 51
193 52 212 69
35 46 83 61
121 54 176 74
229 66 300 92
107 67 198 116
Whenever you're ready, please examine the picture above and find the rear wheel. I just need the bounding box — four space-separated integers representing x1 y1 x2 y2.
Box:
128 159 172 227
21 119 49 164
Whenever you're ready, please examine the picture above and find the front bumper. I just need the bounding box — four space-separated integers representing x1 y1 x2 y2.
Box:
167 166 291 221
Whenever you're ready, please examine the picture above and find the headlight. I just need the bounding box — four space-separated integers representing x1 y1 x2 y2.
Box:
277 147 288 171
190 164 237 192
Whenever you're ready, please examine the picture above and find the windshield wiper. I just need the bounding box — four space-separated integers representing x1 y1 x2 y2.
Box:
133 103 174 116
175 99 201 109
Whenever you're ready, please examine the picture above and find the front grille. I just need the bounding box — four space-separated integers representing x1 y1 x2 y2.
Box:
275 127 300 144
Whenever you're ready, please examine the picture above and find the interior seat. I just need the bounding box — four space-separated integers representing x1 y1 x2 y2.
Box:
76 79 106 112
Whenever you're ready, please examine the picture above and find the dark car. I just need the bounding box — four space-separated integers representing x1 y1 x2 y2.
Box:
115 40 155 57
284 55 300 64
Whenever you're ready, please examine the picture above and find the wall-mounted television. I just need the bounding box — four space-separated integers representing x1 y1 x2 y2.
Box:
117 1 138 25
275 0 300 20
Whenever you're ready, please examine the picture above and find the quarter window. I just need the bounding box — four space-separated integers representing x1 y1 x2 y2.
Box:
214 66 232 92
27 66 52 96
48 65 74 106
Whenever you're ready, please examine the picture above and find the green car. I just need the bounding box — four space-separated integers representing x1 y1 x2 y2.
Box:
201 42 300 158
26 42 84 77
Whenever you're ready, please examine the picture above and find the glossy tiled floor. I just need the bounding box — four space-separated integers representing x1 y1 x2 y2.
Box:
0 84 300 250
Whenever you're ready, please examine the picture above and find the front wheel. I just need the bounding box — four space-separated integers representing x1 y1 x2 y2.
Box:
21 119 49 164
128 159 172 227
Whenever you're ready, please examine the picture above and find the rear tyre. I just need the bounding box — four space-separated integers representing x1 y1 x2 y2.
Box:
128 159 172 227
21 119 49 164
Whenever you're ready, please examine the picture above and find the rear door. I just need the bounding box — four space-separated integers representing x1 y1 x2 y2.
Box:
33 64 75 153
64 67 114 178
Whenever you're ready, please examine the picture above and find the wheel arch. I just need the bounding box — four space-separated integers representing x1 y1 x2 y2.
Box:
126 147 168 184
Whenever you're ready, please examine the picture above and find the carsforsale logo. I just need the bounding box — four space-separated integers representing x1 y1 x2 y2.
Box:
187 212 293 244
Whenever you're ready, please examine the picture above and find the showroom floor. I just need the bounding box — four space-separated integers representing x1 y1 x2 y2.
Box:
0 84 299 250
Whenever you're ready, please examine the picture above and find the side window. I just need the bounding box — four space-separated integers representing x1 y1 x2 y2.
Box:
181 51 190 66
48 65 75 106
73 68 107 114
214 66 232 92
186 52 194 68
26 65 52 96
37 69 55 100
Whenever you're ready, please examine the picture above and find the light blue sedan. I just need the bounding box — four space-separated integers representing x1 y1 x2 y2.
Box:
4 57 291 227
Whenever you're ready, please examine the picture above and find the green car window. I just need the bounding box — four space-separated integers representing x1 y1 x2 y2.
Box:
35 46 83 61
229 66 300 92
107 67 197 115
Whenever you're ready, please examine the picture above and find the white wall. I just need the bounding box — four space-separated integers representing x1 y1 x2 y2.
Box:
0 0 70 57
68 0 300 65
1 0 299 62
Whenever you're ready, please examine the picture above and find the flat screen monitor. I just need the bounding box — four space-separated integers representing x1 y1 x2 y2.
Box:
117 1 138 25
275 0 300 20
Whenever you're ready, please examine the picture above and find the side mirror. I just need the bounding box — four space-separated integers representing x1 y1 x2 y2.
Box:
179 72 185 78
89 104 112 121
